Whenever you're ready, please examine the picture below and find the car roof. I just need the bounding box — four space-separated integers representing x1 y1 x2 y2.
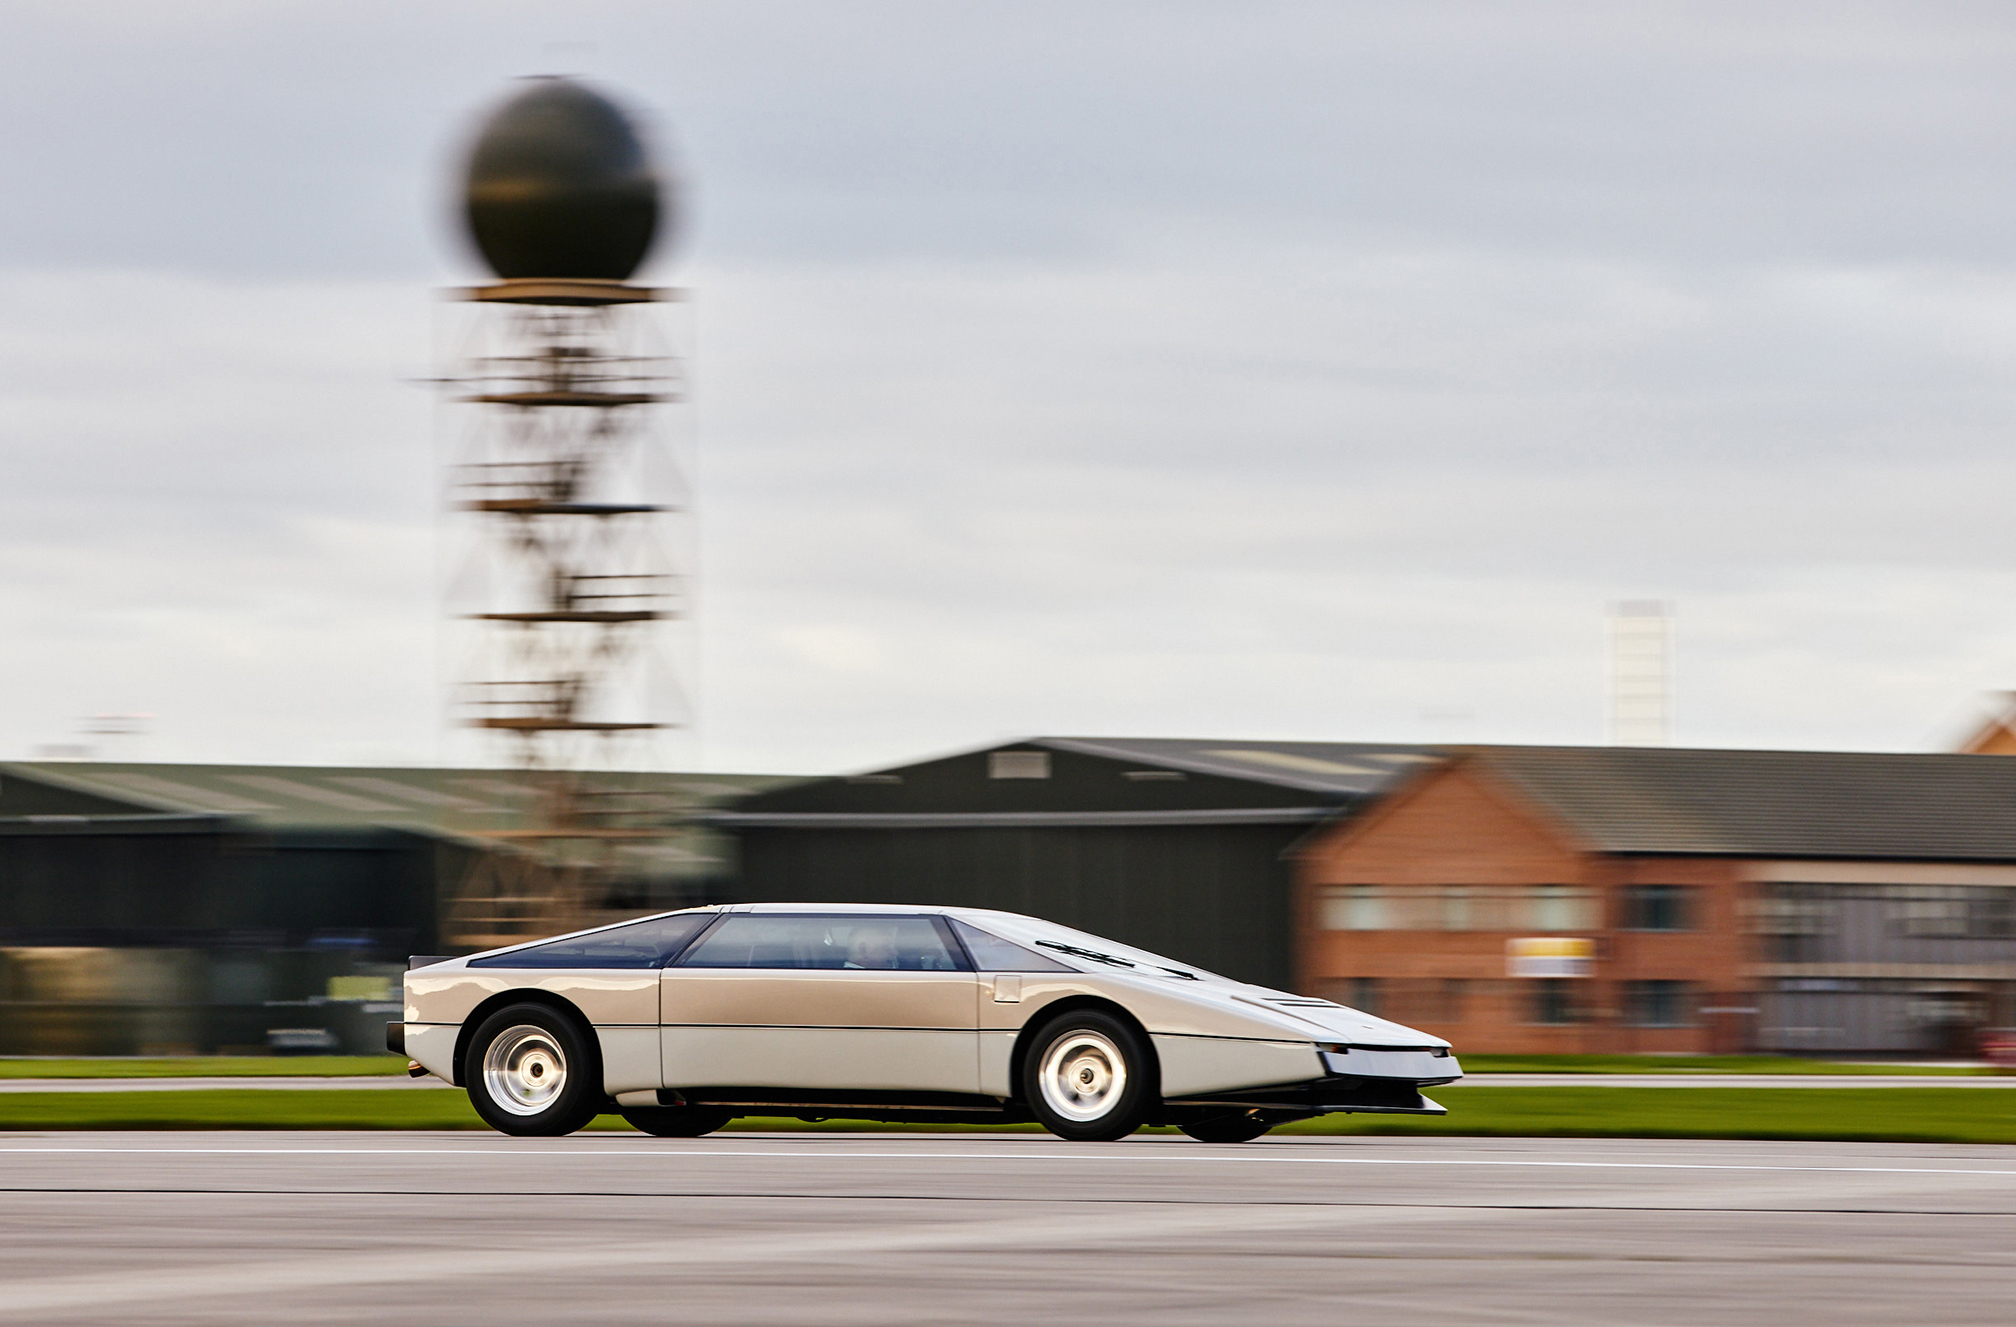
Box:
727 902 974 917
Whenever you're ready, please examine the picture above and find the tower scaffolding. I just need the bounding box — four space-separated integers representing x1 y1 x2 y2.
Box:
442 278 691 949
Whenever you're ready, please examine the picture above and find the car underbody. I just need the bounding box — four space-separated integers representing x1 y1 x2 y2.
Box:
629 1070 1448 1127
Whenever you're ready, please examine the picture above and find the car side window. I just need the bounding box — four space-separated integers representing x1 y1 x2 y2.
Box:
466 914 714 969
677 915 968 971
947 918 1077 971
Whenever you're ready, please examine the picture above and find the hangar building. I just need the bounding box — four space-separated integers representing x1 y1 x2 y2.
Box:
713 737 1439 990
0 761 780 1054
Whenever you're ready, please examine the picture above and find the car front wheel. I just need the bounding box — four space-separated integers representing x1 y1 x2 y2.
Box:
465 1004 602 1137
1022 1011 1155 1142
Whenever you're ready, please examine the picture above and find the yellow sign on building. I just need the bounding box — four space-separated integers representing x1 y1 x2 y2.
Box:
1507 936 1594 978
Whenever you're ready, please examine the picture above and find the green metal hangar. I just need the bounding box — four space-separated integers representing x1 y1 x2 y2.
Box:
712 738 1440 989
0 761 775 1054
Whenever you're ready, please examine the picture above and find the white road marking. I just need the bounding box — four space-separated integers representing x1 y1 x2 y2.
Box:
2 1144 2014 1178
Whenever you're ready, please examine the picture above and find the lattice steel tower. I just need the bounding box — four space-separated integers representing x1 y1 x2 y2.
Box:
440 77 686 947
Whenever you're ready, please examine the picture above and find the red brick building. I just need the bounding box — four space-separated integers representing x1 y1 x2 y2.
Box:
1292 747 2016 1055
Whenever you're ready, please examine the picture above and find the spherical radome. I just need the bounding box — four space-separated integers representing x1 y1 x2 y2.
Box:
462 77 667 282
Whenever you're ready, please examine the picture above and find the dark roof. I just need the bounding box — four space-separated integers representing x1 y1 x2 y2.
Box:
1030 738 1442 796
0 763 794 883
723 736 1447 824
1470 746 2016 860
0 762 786 835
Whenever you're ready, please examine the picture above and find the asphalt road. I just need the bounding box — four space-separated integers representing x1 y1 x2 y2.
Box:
1 1132 2012 1325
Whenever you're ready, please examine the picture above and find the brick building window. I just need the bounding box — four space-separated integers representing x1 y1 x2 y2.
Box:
1529 978 1580 1025
1348 977 1381 1015
1893 886 2016 939
1318 885 1389 930
1625 979 1693 1027
1756 883 1832 960
1623 884 1692 931
1528 885 1597 931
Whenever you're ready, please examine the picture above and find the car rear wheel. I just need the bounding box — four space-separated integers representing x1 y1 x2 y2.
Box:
465 1004 602 1137
620 1105 734 1137
1179 1111 1275 1143
1022 1010 1155 1142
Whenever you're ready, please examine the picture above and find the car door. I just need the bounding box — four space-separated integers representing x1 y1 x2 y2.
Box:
659 913 980 1094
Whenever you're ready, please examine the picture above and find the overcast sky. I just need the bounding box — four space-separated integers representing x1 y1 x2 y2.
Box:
5 1 2016 774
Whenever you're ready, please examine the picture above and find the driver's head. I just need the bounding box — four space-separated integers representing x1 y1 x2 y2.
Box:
847 926 899 969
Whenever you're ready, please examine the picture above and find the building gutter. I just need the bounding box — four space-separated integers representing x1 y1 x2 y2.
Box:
0 813 227 836
706 807 1337 830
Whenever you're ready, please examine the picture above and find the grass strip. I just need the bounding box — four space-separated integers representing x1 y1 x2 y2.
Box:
1271 1086 2016 1144
1 1086 2012 1144
1458 1054 1985 1075
1451 1056 1983 1072
0 1056 409 1079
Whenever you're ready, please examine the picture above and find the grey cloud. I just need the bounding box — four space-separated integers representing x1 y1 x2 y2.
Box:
5 1 2016 772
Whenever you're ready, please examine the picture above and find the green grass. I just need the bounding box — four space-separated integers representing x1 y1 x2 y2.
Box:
0 1056 409 1079
1 1085 2012 1144
1277 1085 2016 1143
0 1089 486 1131
1459 1054 1986 1075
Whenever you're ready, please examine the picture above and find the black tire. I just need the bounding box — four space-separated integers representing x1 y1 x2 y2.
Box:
620 1105 734 1138
464 1003 602 1137
1179 1111 1275 1144
1021 1010 1156 1142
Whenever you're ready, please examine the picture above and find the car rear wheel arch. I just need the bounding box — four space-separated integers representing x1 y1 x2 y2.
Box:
1007 995 1158 1106
453 989 600 1091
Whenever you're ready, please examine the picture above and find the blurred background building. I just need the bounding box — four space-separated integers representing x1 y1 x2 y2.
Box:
1296 747 2016 1056
713 737 1440 990
0 760 782 1054
9 734 2016 1057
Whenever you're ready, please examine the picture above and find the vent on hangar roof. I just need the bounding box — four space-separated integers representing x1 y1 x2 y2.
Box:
220 775 403 814
89 772 276 814
1202 749 1382 776
989 751 1051 780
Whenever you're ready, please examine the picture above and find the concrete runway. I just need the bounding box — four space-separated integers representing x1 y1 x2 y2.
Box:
2 1132 2013 1325
1 1072 2005 1092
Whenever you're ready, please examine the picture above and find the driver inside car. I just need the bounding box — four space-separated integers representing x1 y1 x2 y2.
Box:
843 925 901 969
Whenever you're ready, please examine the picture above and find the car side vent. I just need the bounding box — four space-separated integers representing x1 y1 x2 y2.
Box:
989 751 1051 779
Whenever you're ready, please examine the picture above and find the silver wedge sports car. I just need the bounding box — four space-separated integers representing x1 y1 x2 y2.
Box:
393 903 1462 1142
